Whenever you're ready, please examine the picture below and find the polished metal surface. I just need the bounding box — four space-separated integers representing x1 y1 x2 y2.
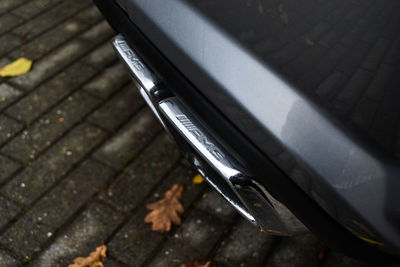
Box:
159 97 306 235
112 34 306 235
112 34 166 128
122 0 400 255
112 34 157 92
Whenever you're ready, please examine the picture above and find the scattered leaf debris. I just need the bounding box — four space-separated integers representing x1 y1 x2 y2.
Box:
278 4 289 25
144 184 184 233
68 245 107 267
181 258 218 267
280 12 289 25
0 57 32 77
305 38 315 46
317 248 326 262
258 4 263 14
192 174 205 185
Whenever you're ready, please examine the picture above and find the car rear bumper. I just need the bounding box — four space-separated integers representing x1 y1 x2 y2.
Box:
94 0 400 261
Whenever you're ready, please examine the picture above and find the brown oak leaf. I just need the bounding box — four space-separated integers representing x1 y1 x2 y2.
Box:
68 245 107 267
144 184 184 233
181 258 218 267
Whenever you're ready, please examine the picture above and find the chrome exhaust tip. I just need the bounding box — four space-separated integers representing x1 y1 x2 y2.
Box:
112 34 307 235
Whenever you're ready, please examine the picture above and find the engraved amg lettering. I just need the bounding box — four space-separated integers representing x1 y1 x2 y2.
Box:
176 114 225 161
117 39 144 71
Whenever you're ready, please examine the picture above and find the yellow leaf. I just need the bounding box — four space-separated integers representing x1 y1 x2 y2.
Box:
192 174 204 184
0 58 32 77
305 38 315 46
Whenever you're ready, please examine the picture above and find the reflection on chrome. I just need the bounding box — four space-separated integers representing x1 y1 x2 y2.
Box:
159 98 306 235
112 34 306 236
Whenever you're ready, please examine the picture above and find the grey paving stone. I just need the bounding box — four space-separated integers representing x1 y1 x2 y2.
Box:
0 115 23 146
0 195 21 229
147 209 229 267
337 42 371 75
2 90 100 162
108 165 203 266
9 19 113 91
288 44 327 75
351 98 379 131
77 20 115 44
195 189 237 223
87 84 144 131
362 39 391 72
9 5 104 61
32 201 124 267
384 37 400 65
314 44 347 76
100 133 181 212
270 39 309 67
0 159 115 260
365 64 395 102
305 21 331 42
82 42 118 70
83 63 131 99
0 0 25 14
341 21 369 48
214 218 275 266
0 155 20 184
9 39 90 90
0 34 20 57
297 68 325 92
253 38 282 57
1 123 107 205
0 13 23 34
12 0 91 40
0 250 20 267
11 0 61 19
314 71 347 101
0 83 22 111
264 234 325 267
318 21 350 49
93 108 162 169
5 61 98 123
332 69 373 115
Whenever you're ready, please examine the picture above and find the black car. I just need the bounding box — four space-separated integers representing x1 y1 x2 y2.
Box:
94 0 400 262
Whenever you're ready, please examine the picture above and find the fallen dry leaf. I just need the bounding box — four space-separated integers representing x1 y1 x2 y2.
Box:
144 184 184 233
68 245 107 267
305 38 315 46
192 174 205 184
0 57 32 77
258 4 263 14
181 258 218 267
317 248 326 262
280 12 289 25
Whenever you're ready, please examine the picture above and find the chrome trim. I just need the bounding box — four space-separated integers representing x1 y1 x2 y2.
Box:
112 34 167 128
159 98 257 222
159 98 306 234
112 34 306 235
112 34 157 92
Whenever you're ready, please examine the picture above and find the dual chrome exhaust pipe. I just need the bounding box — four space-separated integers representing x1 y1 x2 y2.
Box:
112 34 306 235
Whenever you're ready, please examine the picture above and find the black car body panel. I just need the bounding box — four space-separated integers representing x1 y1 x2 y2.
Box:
95 0 400 259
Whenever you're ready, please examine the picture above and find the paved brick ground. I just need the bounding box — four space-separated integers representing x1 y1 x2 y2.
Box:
0 1 397 266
